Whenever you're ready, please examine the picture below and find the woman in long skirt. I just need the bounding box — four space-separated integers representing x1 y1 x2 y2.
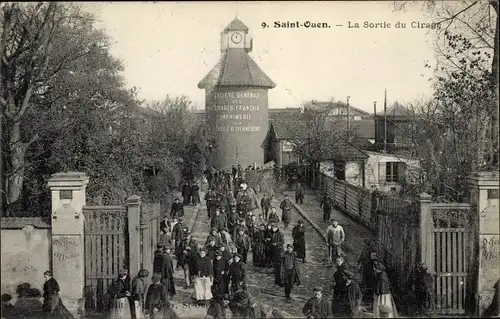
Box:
372 261 398 318
131 269 149 319
193 248 213 305
108 269 132 319
42 271 74 319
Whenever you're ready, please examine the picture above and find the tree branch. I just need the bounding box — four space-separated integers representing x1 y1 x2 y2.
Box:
436 1 479 25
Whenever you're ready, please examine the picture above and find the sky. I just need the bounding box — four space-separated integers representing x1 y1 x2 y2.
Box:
84 1 440 113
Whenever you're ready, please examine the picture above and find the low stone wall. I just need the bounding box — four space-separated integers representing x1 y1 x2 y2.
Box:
1 218 52 295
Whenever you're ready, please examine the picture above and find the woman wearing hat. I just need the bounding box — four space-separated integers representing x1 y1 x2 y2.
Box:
372 261 398 318
42 271 74 318
108 269 132 319
193 248 214 305
131 269 149 319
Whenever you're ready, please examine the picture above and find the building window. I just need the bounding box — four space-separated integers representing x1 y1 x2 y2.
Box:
385 162 399 182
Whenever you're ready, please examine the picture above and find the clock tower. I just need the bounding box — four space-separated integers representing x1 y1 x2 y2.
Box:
198 17 275 170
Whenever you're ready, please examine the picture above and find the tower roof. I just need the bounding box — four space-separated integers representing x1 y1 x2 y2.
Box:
198 49 276 89
224 18 249 32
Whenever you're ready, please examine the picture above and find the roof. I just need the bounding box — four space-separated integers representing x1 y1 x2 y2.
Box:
376 102 413 117
224 18 249 32
269 120 305 140
198 49 276 89
348 120 375 139
310 101 371 116
323 140 369 161
1 217 51 229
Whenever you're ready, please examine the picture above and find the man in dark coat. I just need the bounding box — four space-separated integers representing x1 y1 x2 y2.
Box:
413 262 434 316
292 220 306 263
302 287 333 319
279 195 292 228
213 250 229 296
253 224 267 267
170 197 184 218
229 254 247 294
205 189 216 218
172 218 184 254
205 237 219 261
280 244 301 300
211 208 228 231
320 194 332 223
176 246 192 289
161 246 176 297
271 223 285 285
182 182 191 206
264 223 274 268
333 271 362 318
357 241 379 300
153 244 164 275
145 273 172 319
260 194 271 220
333 257 348 293
227 206 239 235
228 289 253 318
159 216 171 234
233 218 248 239
234 228 251 264
207 284 229 319
295 183 304 204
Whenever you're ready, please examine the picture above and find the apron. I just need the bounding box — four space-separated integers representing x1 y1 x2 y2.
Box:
193 276 213 301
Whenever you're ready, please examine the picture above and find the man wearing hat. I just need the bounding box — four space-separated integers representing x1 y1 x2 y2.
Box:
227 205 239 235
333 270 362 318
271 223 285 285
145 273 170 319
279 194 293 228
279 244 301 300
170 197 184 218
235 227 251 264
229 253 247 294
211 207 228 231
204 189 216 218
320 194 332 223
302 287 332 318
172 218 184 255
213 250 229 295
153 244 165 275
205 236 219 260
161 245 176 298
253 223 267 268
233 218 248 239
176 245 192 289
292 220 306 263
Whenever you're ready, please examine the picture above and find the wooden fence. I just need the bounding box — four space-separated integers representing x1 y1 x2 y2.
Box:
83 197 161 315
317 172 478 315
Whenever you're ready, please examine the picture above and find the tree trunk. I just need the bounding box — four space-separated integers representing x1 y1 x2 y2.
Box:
490 1 499 166
6 121 27 215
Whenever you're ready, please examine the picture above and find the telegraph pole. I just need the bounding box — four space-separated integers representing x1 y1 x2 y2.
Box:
384 89 387 153
346 96 351 141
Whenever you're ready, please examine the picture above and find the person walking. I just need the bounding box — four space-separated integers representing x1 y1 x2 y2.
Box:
270 224 285 285
302 287 333 319
42 271 74 319
279 194 293 228
412 262 434 316
191 181 201 205
292 220 306 263
295 183 304 204
108 269 132 319
131 269 149 319
161 246 176 298
193 248 214 305
229 254 248 294
182 182 191 206
253 224 267 268
372 261 398 318
326 220 345 265
333 271 362 318
234 228 251 264
279 244 301 301
170 197 184 218
144 273 172 319
320 194 332 223
176 246 192 289
260 194 271 220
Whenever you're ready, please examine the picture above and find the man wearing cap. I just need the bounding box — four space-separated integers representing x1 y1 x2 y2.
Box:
302 287 332 319
326 220 345 264
320 194 332 223
211 208 227 231
295 183 304 204
153 244 165 275
145 273 170 319
334 270 362 318
412 262 434 315
193 248 214 305
260 194 271 220
292 220 306 263
233 218 248 239
235 228 251 264
206 228 222 247
172 218 184 253
213 250 229 295
176 245 192 289
271 223 285 285
279 244 301 300
229 253 247 294
227 205 239 235
205 236 219 261
246 214 258 249
253 223 267 268
279 194 293 228
170 197 184 219
205 189 216 218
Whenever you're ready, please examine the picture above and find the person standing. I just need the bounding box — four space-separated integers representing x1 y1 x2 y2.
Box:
42 271 74 319
211 208 227 231
326 220 345 264
279 194 293 228
229 254 247 294
320 194 332 223
268 206 280 224
108 269 132 319
213 250 229 296
182 182 191 206
253 224 267 268
292 220 306 263
170 197 184 218
161 246 176 298
334 271 362 318
333 257 348 293
172 218 183 254
279 244 301 300
205 189 216 218
191 181 201 205
357 242 379 300
295 183 304 204
372 261 398 318
144 273 171 319
193 248 214 305
260 194 271 220
205 237 219 261
131 269 149 319
302 287 332 319
159 216 171 234
176 246 192 289
270 224 285 285
234 228 251 264
413 262 434 316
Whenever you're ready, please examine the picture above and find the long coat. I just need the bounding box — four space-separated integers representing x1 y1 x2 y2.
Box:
279 252 301 287
270 230 284 262
279 199 292 223
161 253 176 296
131 276 148 315
333 281 362 318
303 296 333 319
145 282 170 319
253 230 266 266
43 277 74 319
292 225 306 260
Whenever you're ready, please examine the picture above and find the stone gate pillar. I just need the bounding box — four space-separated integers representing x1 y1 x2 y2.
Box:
468 171 499 316
47 172 89 318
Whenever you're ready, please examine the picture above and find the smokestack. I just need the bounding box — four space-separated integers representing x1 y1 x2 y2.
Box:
384 89 387 153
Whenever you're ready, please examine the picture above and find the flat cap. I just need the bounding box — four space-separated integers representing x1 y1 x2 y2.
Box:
200 247 207 252
211 227 218 232
215 250 222 256
152 273 162 282
233 253 242 259
286 244 293 249
218 243 227 248
344 270 354 279
313 286 323 292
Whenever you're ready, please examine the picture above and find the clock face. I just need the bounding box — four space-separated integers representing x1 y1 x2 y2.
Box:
231 32 242 44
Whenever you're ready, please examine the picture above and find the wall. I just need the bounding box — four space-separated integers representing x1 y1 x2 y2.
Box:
205 87 269 169
345 161 362 187
1 229 51 295
364 152 420 193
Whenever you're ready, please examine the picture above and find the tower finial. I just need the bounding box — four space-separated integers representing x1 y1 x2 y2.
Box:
235 12 238 19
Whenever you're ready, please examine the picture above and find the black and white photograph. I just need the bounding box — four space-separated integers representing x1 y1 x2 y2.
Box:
1 1 499 318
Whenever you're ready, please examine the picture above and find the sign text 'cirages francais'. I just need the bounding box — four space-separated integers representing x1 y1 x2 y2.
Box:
213 91 263 132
